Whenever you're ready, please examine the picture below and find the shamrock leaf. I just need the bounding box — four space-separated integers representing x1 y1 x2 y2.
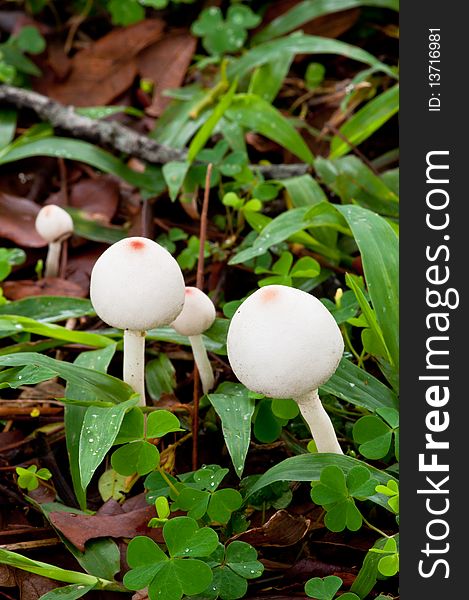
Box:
311 466 378 533
353 408 399 460
377 538 399 577
124 518 219 600
146 410 182 438
375 480 399 514
16 465 52 491
192 5 261 56
111 440 159 476
304 575 342 600
196 541 264 600
208 489 243 523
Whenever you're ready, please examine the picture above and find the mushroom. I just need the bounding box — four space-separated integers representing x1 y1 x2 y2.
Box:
227 285 344 454
35 205 74 278
90 237 185 406
171 287 216 395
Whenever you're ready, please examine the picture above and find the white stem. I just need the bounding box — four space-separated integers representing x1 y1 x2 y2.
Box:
124 329 146 406
45 241 62 278
189 334 214 395
295 389 343 454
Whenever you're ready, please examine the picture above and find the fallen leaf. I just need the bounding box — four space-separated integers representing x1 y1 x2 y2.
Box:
70 176 120 221
0 193 46 247
49 505 163 552
2 277 86 300
231 510 310 547
65 244 107 292
36 19 165 106
138 30 197 117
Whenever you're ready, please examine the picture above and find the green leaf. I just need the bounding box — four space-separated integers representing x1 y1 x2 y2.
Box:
111 440 159 476
351 537 390 597
353 415 393 459
271 398 299 420
38 584 96 600
322 358 398 411
246 454 397 510
330 85 399 158
173 488 210 520
378 554 399 576
228 33 395 81
208 489 243 523
147 410 181 438
66 208 127 244
305 575 342 600
163 161 190 202
188 80 238 162
305 62 326 90
0 296 94 323
16 26 46 54
164 517 219 558
225 541 264 579
254 0 399 43
146 354 177 402
226 94 314 164
253 398 283 443
338 205 399 383
0 138 160 192
0 352 132 403
79 396 140 488
107 0 144 25
0 109 17 148
208 383 255 477
0 315 112 348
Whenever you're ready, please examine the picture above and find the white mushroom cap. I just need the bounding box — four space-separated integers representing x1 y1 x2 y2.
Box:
227 285 344 399
171 287 216 336
35 205 74 243
90 237 185 331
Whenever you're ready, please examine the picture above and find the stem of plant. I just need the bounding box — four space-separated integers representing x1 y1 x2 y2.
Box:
189 334 214 395
295 389 343 454
45 241 62 278
362 515 390 539
123 329 146 407
157 465 180 496
192 163 213 470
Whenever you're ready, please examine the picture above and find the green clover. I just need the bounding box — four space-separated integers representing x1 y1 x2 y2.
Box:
370 536 399 577
353 408 399 460
124 517 219 600
192 6 261 56
16 465 52 492
305 575 359 600
375 480 399 514
311 465 378 532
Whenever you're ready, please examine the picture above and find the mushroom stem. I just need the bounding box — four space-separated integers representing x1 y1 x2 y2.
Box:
189 334 214 395
295 389 343 454
45 241 62 278
123 329 146 406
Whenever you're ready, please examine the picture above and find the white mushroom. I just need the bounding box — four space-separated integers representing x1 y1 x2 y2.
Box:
227 285 344 453
90 237 185 406
171 287 216 395
35 205 74 278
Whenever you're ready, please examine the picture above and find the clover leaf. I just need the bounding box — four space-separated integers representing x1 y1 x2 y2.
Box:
375 480 399 514
111 409 181 476
124 518 219 600
311 466 378 532
195 541 264 600
353 408 399 460
16 465 52 491
172 466 243 524
370 537 399 577
192 6 261 56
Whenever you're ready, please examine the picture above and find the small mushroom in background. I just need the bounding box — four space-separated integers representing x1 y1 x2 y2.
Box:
227 285 344 454
172 286 216 395
90 237 185 406
35 204 74 278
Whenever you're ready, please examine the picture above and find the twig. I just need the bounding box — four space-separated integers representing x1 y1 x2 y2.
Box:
0 85 309 178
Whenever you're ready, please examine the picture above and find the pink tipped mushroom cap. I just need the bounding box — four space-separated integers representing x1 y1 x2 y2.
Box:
227 285 344 398
172 287 216 336
90 237 185 331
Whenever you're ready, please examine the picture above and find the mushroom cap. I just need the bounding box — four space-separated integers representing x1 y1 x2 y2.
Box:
227 285 344 399
35 205 74 243
171 287 216 336
90 237 185 331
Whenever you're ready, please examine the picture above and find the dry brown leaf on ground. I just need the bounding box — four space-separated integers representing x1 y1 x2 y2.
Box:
231 510 310 547
138 31 197 117
2 277 86 300
0 193 46 247
35 19 165 106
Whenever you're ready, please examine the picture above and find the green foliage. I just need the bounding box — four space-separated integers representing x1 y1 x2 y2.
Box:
111 409 181 476
353 408 399 460
16 465 52 492
375 480 399 514
124 518 219 600
192 6 261 56
305 575 359 600
0 26 45 84
311 465 378 532
255 251 320 287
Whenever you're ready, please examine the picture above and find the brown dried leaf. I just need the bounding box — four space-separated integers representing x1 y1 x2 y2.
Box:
36 20 165 106
0 193 46 247
231 510 310 547
69 176 120 222
138 31 197 117
2 277 86 300
49 505 162 552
